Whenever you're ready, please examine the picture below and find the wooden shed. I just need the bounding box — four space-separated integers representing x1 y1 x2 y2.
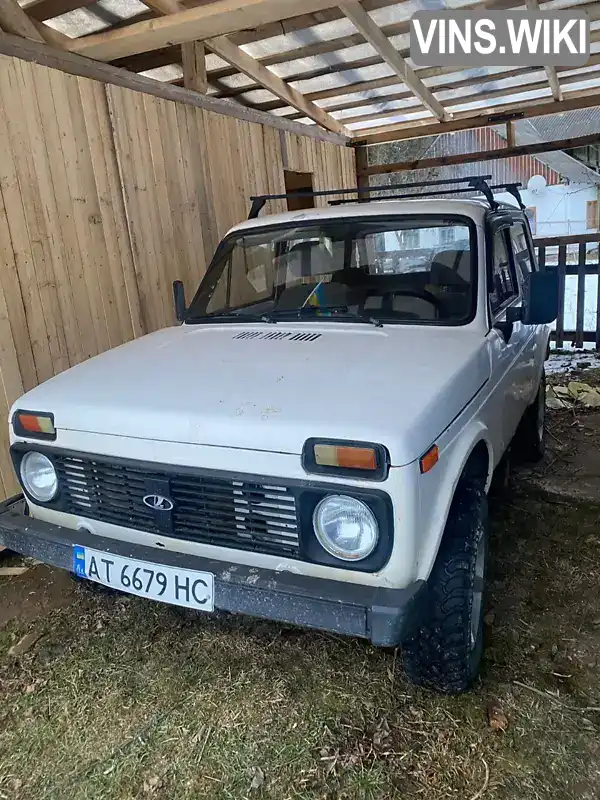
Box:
0 32 356 499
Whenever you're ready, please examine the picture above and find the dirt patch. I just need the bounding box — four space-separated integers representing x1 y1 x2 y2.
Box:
0 560 75 628
517 362 600 503
520 409 600 502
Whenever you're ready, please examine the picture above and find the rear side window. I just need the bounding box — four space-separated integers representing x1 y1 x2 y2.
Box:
489 230 519 313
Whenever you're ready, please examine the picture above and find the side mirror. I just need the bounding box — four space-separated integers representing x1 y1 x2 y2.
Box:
520 270 559 325
173 280 186 322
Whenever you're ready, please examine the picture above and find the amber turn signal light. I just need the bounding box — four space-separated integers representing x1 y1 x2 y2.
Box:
303 439 389 480
314 444 378 471
13 410 56 440
419 444 439 474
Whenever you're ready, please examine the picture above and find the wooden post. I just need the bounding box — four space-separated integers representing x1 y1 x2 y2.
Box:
576 242 586 349
506 121 515 148
182 41 207 93
556 244 566 349
354 144 369 199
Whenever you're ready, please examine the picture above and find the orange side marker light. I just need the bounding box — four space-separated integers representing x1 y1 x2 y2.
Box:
419 444 439 474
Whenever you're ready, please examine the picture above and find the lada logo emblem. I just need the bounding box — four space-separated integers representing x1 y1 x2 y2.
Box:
143 494 174 512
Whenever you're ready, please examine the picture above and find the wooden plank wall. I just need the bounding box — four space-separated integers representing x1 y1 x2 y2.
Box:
0 54 143 496
107 86 356 333
0 54 355 497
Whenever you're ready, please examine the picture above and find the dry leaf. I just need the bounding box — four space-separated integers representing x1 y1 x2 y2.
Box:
553 385 571 397
546 387 570 409
9 632 42 657
567 381 593 399
579 390 600 408
487 701 508 732
484 611 496 626
250 767 265 791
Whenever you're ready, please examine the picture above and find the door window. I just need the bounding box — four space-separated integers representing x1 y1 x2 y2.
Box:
509 222 535 283
489 230 519 314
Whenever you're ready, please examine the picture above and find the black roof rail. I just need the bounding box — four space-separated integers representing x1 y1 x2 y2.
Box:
329 181 524 209
247 175 493 219
247 176 525 218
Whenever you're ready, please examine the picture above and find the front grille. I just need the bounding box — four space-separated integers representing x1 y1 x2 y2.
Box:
53 454 299 557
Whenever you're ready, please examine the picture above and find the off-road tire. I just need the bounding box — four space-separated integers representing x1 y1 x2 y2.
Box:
513 370 546 463
402 484 488 694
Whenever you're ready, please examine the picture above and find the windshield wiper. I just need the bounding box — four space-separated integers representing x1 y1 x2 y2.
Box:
267 306 384 327
185 311 277 324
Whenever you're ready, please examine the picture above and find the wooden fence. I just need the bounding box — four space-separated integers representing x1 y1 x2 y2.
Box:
0 52 355 498
534 233 600 350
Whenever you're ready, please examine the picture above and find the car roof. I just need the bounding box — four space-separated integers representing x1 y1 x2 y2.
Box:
227 197 522 237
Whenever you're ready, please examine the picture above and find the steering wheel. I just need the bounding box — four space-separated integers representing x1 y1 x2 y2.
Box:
363 288 444 317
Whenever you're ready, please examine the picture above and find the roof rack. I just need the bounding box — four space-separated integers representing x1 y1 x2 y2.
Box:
330 181 525 210
248 176 524 218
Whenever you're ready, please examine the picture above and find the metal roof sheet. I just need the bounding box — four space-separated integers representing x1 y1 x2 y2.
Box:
19 0 600 158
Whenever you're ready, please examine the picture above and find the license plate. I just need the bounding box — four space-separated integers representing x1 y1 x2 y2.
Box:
72 546 214 611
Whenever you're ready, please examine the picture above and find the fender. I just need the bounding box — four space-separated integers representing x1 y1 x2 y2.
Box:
416 420 494 581
529 325 551 401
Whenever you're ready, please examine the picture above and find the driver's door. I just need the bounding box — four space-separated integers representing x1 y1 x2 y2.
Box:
486 224 535 451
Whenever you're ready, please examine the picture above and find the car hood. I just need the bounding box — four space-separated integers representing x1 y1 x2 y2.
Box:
13 323 490 466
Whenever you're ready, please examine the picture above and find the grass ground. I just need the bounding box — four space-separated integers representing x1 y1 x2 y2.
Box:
1 485 599 800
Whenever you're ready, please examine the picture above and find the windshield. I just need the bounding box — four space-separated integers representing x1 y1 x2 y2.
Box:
186 217 475 325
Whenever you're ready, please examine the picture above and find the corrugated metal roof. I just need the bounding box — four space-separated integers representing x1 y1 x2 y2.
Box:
17 0 600 145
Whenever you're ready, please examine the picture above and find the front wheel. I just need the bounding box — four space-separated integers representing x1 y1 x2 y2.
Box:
402 484 488 694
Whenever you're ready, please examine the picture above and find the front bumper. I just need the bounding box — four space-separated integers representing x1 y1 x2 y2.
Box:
0 495 426 647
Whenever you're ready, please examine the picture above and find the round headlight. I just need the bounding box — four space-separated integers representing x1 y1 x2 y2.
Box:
20 451 58 502
313 495 378 561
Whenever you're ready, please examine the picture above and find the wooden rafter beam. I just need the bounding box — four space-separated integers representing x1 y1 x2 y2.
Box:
142 0 209 93
108 0 600 83
0 0 44 40
0 30 349 145
109 0 534 77
204 35 348 134
339 65 600 126
360 132 600 175
0 0 68 45
338 0 449 122
305 52 600 106
206 0 536 82
214 13 600 109
135 0 346 135
266 53 600 117
66 0 341 62
32 18 70 46
23 0 94 22
290 66 545 117
356 89 600 145
142 0 180 13
525 0 562 101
